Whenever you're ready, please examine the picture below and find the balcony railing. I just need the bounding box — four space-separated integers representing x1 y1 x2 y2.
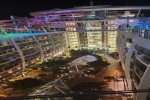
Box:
1 89 150 100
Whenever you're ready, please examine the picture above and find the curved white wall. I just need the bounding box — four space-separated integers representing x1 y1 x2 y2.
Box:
117 32 150 100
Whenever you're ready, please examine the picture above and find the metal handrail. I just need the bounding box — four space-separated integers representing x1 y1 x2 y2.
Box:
0 89 150 100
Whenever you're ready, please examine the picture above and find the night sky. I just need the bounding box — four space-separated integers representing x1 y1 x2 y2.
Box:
0 0 150 19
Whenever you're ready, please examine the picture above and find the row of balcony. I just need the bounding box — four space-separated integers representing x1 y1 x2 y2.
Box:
0 32 66 79
0 58 22 72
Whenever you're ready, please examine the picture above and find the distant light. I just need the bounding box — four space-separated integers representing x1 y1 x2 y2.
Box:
129 19 135 23
17 67 21 70
8 70 12 74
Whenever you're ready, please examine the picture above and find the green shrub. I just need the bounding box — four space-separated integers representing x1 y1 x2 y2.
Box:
9 78 44 90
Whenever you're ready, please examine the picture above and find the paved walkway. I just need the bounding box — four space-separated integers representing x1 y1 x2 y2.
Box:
95 54 119 82
95 54 133 100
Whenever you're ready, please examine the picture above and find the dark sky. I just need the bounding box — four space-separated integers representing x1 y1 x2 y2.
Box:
0 0 150 19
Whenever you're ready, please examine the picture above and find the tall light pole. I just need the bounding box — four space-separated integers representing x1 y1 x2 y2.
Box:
90 0 93 6
75 65 79 72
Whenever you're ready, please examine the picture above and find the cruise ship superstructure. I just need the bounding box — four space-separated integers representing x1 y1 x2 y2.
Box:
0 6 150 100
117 17 150 100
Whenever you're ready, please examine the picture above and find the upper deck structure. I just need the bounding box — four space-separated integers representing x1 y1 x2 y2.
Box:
1 6 150 100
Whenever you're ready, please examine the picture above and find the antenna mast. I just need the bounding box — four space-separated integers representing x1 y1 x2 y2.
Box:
90 0 93 6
